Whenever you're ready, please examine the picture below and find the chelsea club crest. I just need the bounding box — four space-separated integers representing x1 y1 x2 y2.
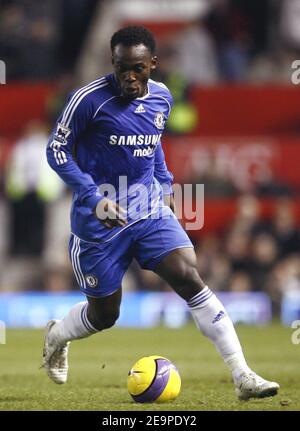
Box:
85 274 98 288
154 112 165 130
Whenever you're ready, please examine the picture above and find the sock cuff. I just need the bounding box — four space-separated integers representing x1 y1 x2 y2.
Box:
80 303 98 334
187 286 214 309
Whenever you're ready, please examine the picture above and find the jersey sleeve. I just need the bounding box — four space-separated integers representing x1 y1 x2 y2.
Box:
46 92 103 211
154 142 174 195
153 85 174 195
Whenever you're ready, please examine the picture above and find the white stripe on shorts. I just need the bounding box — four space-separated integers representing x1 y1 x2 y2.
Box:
70 235 82 287
75 236 86 289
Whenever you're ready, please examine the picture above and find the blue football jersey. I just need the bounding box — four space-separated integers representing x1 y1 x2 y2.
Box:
46 73 174 242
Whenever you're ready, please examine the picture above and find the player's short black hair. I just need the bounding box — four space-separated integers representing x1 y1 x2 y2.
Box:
110 26 156 54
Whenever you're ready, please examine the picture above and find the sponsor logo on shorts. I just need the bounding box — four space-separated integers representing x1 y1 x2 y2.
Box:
85 274 98 288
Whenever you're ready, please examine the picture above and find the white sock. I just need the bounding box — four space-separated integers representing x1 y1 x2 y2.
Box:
188 286 251 382
50 302 98 346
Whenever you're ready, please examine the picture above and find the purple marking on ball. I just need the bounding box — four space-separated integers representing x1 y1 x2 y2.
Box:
132 358 171 403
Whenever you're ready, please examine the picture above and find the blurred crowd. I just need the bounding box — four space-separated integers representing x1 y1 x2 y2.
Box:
0 120 299 316
0 0 98 80
194 195 300 315
0 0 300 317
128 194 300 317
155 0 300 85
0 0 299 84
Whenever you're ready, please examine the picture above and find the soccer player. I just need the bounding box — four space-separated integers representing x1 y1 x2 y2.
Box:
44 26 279 400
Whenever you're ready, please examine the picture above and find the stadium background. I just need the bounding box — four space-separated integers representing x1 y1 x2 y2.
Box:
0 0 300 329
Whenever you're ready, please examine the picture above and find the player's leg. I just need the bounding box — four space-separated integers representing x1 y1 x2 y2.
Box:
155 247 253 378
42 289 122 385
135 208 279 400
154 245 206 300
45 288 122 346
42 233 132 384
86 289 122 331
155 247 279 399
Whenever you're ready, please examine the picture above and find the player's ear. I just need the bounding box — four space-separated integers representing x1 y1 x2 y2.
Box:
150 56 157 71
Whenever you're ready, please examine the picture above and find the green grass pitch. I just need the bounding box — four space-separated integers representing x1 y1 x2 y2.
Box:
0 323 299 411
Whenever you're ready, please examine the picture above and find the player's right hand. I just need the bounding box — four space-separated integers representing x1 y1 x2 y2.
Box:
94 197 128 229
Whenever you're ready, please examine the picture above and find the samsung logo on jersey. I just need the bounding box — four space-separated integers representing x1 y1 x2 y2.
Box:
109 134 162 146
133 147 155 157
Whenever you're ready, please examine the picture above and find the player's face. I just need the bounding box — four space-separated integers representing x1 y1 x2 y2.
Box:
112 43 157 100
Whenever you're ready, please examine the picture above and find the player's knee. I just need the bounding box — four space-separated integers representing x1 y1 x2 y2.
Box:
171 264 205 301
100 312 119 330
88 309 120 331
186 267 204 292
175 263 201 288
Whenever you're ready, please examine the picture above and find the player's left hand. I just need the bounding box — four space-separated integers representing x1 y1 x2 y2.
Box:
163 193 175 213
